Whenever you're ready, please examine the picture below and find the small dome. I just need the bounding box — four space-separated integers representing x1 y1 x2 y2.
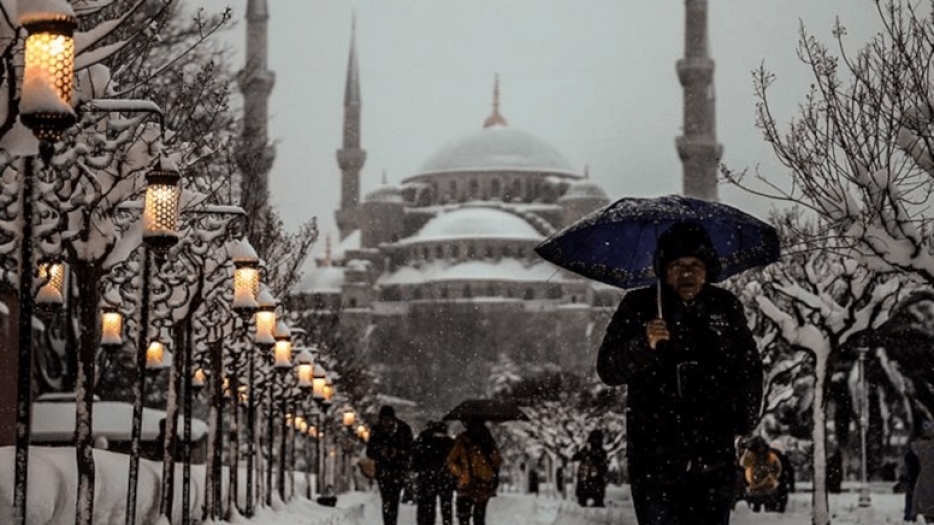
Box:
560 178 608 201
297 265 345 294
417 126 575 175
364 183 403 203
402 206 543 243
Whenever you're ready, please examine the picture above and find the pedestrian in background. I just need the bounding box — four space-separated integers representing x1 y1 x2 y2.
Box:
366 405 414 525
908 419 934 523
447 418 502 525
572 429 609 507
413 420 456 525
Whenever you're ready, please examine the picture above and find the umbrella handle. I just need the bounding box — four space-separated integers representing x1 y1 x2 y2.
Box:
656 280 663 320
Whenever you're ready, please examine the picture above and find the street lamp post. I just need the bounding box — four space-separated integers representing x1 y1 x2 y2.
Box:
272 321 292 502
858 346 871 507
248 285 277 515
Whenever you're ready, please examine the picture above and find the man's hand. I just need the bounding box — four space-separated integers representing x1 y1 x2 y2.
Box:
646 319 670 350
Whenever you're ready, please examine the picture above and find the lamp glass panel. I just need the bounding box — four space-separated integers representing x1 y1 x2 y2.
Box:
143 182 181 238
145 341 165 369
233 266 260 309
100 310 123 346
255 310 276 345
23 31 75 113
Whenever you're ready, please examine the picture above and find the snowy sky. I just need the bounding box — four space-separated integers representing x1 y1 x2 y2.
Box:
187 0 884 257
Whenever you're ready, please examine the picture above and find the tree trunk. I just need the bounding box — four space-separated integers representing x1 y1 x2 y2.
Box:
812 349 830 525
125 249 151 525
159 321 184 521
227 374 240 518
74 261 102 525
181 319 193 525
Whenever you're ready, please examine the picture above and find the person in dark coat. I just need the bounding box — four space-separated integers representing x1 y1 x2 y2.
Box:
366 405 414 525
413 420 456 525
596 221 764 525
572 429 609 507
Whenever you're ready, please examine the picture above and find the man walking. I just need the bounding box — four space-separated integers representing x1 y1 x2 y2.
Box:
597 222 763 525
366 405 414 525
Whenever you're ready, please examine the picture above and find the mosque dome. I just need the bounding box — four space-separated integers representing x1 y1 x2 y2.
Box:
561 178 609 201
401 206 544 243
416 126 575 175
364 183 403 203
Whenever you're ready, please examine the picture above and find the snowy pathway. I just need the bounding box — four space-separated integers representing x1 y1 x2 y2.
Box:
335 491 569 525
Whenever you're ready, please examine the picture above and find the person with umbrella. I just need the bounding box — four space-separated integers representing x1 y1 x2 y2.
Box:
366 405 414 525
595 221 764 525
446 417 502 525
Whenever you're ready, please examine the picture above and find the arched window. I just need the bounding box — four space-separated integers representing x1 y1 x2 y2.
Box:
452 245 460 259
440 286 449 299
469 178 479 198
413 287 423 300
491 179 501 198
463 285 472 298
436 245 444 259
449 180 458 200
524 288 535 300
467 245 476 259
485 245 494 258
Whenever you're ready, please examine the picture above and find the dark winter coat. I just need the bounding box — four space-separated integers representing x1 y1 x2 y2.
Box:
413 428 456 492
366 418 414 483
597 284 763 480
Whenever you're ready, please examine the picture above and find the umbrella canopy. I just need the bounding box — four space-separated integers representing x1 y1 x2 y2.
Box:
535 194 780 290
442 399 528 422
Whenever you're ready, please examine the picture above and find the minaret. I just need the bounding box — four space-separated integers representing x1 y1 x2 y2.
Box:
335 15 367 240
676 0 722 201
237 0 276 241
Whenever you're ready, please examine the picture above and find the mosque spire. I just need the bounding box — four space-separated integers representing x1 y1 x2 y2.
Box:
237 0 276 245
335 13 367 240
324 233 332 267
483 74 508 128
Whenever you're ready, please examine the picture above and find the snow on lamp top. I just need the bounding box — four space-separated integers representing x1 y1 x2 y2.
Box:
18 0 78 143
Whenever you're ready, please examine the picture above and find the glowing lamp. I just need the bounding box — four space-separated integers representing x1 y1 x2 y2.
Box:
145 340 167 371
273 321 292 370
35 260 66 309
19 4 78 145
231 239 260 317
356 424 367 439
312 364 327 400
342 410 355 428
253 286 277 346
192 368 207 391
295 348 314 390
294 415 305 430
100 305 124 349
142 165 181 253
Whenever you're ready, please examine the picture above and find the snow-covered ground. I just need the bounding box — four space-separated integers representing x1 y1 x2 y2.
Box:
0 446 919 524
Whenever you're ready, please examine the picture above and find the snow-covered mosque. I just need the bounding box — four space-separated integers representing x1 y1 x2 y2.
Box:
290 28 621 413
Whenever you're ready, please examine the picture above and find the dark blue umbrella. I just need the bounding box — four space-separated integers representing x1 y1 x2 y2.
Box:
534 194 781 290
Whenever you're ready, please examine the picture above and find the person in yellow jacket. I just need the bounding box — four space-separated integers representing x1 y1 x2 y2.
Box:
446 418 503 525
741 436 782 512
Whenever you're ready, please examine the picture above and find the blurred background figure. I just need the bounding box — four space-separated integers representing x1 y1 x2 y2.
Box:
413 420 456 525
447 418 502 525
572 429 609 507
